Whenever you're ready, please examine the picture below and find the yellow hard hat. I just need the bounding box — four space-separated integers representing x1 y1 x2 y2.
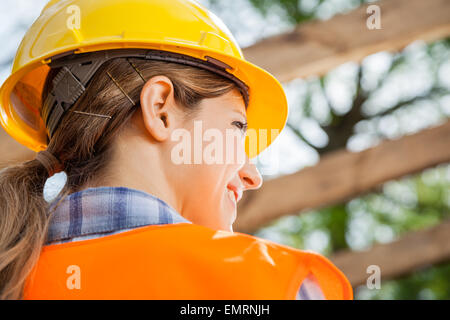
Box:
0 0 288 158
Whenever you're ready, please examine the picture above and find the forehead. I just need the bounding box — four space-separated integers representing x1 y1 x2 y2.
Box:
211 90 247 115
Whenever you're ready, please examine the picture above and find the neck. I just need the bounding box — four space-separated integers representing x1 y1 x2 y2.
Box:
87 133 183 216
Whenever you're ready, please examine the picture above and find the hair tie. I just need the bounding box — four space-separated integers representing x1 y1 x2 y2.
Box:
35 150 63 177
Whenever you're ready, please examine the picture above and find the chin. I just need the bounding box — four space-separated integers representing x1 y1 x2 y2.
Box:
221 212 236 232
219 221 233 232
212 219 233 232
210 211 234 232
196 213 233 232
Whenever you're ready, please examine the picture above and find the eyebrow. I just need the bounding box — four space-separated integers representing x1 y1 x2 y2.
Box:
232 110 248 122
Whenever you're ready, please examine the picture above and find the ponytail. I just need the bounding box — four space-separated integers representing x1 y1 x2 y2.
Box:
0 159 52 299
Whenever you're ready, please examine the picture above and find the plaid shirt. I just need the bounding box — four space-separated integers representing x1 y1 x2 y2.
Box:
46 186 191 244
46 186 324 299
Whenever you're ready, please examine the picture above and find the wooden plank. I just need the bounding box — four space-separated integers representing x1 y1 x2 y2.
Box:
0 128 35 168
234 120 450 233
243 0 450 82
330 220 450 286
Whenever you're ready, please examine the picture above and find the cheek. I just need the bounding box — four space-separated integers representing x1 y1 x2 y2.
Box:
184 164 227 197
181 164 235 229
185 163 238 207
205 164 237 190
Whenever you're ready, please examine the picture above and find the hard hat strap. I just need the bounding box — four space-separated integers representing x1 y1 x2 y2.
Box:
42 49 250 140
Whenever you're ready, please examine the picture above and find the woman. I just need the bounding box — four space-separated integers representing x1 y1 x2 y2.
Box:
0 0 353 299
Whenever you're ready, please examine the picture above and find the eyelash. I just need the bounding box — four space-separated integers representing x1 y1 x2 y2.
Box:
232 121 248 132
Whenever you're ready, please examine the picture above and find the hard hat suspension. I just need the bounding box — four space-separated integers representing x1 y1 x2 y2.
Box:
42 48 250 139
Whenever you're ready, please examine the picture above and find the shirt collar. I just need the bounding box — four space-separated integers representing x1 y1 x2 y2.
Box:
46 186 191 243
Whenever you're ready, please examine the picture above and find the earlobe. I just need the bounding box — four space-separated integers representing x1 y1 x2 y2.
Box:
140 76 174 142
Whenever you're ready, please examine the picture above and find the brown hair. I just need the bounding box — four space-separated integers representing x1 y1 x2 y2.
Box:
0 57 244 299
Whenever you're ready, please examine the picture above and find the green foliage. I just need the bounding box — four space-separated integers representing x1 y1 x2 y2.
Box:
255 163 450 299
357 261 450 300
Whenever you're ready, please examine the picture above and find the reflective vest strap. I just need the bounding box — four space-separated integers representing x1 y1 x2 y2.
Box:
305 251 354 300
246 237 354 300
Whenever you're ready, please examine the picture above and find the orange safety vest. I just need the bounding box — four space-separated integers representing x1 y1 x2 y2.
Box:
24 223 353 300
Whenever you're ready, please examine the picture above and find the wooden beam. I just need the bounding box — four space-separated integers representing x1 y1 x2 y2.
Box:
243 0 450 82
0 128 35 168
330 219 450 286
234 120 450 234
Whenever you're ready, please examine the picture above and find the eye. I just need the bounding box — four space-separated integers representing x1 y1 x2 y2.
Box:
232 120 248 133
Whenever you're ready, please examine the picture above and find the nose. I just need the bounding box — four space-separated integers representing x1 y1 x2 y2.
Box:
238 156 263 191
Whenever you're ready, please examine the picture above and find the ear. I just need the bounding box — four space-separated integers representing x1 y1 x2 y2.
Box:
140 75 178 142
